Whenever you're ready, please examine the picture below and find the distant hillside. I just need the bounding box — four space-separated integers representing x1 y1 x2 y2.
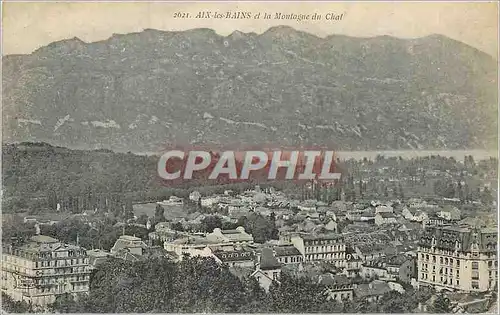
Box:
2 27 497 152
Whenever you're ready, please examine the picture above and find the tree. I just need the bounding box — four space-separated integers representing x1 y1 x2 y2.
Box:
1 292 33 313
136 214 149 225
377 291 414 313
48 189 58 211
2 215 36 245
242 213 278 243
124 199 134 220
200 215 223 233
428 294 451 313
49 293 82 313
267 273 327 312
154 204 165 223
171 222 184 232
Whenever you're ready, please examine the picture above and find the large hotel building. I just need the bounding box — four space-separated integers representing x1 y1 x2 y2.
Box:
291 233 346 268
417 226 497 292
1 235 91 306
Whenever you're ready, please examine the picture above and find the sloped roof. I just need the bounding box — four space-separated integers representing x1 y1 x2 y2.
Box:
318 273 351 287
377 212 396 219
354 280 391 298
420 226 497 252
260 248 281 270
111 235 148 253
274 245 301 257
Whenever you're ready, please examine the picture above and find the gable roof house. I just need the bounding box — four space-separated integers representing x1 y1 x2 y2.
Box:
213 249 255 268
374 212 398 226
252 248 282 292
110 235 148 257
354 280 392 303
319 274 354 302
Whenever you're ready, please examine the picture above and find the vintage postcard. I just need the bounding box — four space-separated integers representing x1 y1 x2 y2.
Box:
1 1 498 313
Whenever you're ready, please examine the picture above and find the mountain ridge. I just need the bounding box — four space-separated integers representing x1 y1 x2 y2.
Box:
2 26 497 152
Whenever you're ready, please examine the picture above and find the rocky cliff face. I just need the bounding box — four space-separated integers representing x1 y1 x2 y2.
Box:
2 27 497 152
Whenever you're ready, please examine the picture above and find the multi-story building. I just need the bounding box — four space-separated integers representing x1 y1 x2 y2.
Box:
163 236 217 260
252 248 282 292
291 234 346 268
212 249 256 268
206 227 254 245
319 274 354 302
1 235 91 307
273 244 303 265
417 226 498 292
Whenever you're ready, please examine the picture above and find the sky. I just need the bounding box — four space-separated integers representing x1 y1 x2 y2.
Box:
2 1 499 57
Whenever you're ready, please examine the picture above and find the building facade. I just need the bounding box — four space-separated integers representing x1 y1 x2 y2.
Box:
206 227 254 244
1 235 91 307
291 234 346 268
417 226 498 292
273 245 303 265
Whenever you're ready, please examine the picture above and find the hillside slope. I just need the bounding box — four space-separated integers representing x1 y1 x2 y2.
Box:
2 27 497 152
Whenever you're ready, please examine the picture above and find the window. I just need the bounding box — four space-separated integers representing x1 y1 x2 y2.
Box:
456 260 460 267
472 281 479 289
488 261 493 268
472 262 479 270
456 280 459 286
433 256 436 263
440 257 443 264
472 271 479 280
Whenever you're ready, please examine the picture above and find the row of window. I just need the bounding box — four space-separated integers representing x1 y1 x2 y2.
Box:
278 256 303 263
307 252 344 260
36 275 89 285
219 252 252 259
331 292 352 301
419 247 479 257
305 245 344 253
35 259 88 268
420 254 461 266
305 240 342 246
420 273 460 287
421 264 461 276
37 282 88 293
